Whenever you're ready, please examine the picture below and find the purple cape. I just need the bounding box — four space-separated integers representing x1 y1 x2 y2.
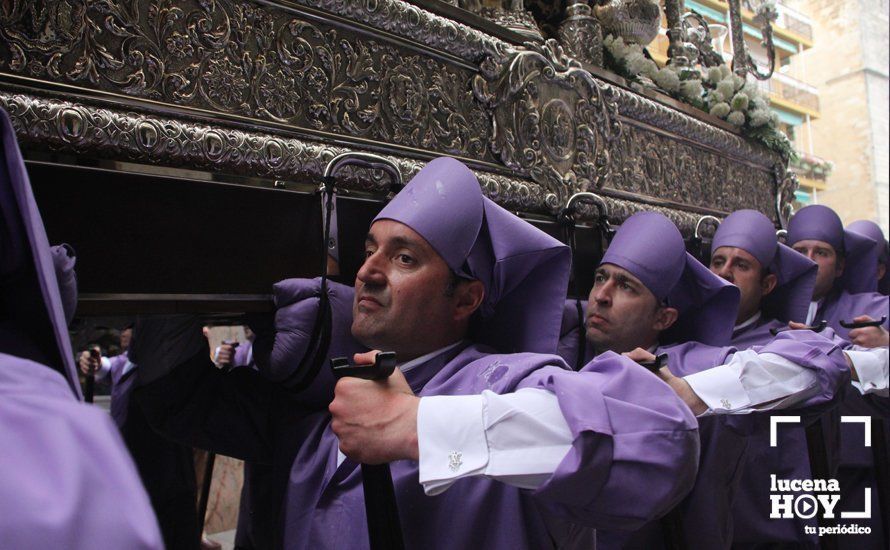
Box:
557 300 850 549
0 108 80 396
107 352 137 429
0 353 163 548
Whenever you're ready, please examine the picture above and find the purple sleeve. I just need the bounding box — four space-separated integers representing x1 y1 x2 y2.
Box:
518 352 700 530
257 278 366 409
0 355 162 549
750 329 851 410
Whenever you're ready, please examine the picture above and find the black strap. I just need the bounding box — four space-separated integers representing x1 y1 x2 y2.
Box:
558 210 587 371
280 176 336 392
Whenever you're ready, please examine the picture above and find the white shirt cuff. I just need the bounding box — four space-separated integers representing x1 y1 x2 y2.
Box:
417 389 573 496
418 395 488 496
847 348 889 395
96 356 112 380
683 363 752 415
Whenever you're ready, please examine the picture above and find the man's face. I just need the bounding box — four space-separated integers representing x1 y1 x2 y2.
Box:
119 328 132 351
352 220 463 359
586 264 672 353
791 239 842 300
710 246 776 324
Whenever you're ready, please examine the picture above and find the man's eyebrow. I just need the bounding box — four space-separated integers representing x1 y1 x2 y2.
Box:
614 274 637 287
365 233 377 246
390 235 422 250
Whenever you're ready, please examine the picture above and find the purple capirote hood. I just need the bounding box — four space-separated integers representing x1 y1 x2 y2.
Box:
713 209 817 323
602 211 740 346
373 157 571 354
787 204 878 294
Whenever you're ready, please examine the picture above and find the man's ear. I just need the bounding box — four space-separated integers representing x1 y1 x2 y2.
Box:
836 256 846 278
653 306 679 332
454 280 485 322
761 273 778 296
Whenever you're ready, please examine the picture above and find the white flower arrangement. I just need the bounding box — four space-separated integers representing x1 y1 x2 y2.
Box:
602 32 795 159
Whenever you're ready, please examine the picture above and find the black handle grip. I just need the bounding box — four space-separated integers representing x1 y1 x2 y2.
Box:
331 351 397 380
330 350 405 550
770 320 828 336
638 353 668 374
839 315 887 329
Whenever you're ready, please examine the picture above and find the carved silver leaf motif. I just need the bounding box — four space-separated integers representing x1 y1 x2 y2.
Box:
0 0 795 228
0 0 493 161
473 39 622 210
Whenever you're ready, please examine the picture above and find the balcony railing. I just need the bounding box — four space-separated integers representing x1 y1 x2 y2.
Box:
790 152 833 182
777 3 814 41
755 71 820 112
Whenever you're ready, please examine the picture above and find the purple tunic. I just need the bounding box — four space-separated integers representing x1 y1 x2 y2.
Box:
106 352 137 429
0 353 163 549
815 290 889 549
283 343 700 549
728 318 840 545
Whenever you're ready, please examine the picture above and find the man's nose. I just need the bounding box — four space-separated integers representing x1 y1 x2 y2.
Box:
716 263 733 282
356 251 386 286
592 282 613 305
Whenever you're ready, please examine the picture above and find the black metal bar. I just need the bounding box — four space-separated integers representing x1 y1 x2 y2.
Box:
838 316 887 329
84 374 95 404
770 320 828 336
331 351 405 550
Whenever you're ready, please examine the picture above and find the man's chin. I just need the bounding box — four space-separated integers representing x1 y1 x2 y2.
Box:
585 329 614 352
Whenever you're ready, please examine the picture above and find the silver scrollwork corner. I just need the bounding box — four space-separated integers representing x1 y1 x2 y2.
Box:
473 39 622 211
775 164 798 229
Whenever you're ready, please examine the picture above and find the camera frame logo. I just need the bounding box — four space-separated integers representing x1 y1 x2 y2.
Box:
769 415 873 537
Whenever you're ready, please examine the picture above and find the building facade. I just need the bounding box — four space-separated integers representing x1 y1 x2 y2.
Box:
787 0 889 233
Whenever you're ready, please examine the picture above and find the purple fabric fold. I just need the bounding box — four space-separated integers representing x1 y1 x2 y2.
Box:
0 352 162 548
0 108 80 396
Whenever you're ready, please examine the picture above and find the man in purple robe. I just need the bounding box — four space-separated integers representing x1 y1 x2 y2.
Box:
848 219 890 296
80 324 136 428
704 209 885 547
131 157 701 549
557 211 851 550
0 108 163 548
787 205 890 549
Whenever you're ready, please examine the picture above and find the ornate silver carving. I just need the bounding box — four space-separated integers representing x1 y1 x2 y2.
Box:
775 164 798 229
477 6 545 43
473 40 622 209
0 89 551 210
0 0 787 228
557 3 603 67
594 0 662 46
606 122 776 216
294 0 512 61
612 87 781 167
0 0 495 162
